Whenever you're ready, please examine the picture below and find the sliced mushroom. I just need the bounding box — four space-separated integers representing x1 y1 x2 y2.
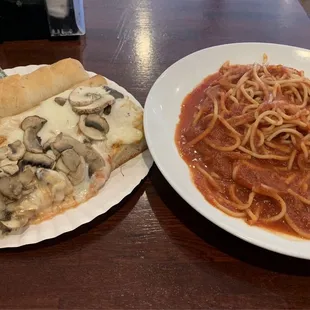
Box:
0 177 23 200
21 115 47 131
0 146 10 160
18 166 36 190
54 97 67 106
0 159 18 167
7 140 26 161
52 134 74 153
21 116 47 154
36 168 73 203
43 136 56 152
103 86 124 99
23 128 43 153
55 158 70 174
52 134 81 154
85 114 109 133
72 97 115 115
52 134 105 175
21 152 55 169
0 159 19 176
67 157 86 186
103 105 112 115
78 115 106 141
43 136 60 158
88 156 106 176
46 150 57 161
69 87 100 107
61 149 80 172
2 165 19 176
68 86 113 107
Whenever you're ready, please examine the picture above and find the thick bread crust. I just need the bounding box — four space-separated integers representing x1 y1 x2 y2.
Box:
0 58 89 118
112 138 148 170
72 74 107 88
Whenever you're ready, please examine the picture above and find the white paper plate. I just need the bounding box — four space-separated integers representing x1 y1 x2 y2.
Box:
0 64 153 248
144 42 310 259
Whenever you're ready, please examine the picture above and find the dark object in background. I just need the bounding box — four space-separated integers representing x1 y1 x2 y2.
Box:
0 0 85 43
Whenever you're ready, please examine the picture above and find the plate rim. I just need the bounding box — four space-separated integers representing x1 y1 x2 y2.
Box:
144 42 310 260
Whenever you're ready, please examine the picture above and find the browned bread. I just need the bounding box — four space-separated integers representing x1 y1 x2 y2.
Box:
0 58 89 118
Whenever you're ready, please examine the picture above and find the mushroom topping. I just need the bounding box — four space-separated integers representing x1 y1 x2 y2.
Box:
21 152 55 169
46 150 57 161
54 97 67 106
18 166 36 191
52 134 105 175
88 156 106 176
52 134 74 153
61 149 80 172
69 86 113 107
60 149 86 185
52 134 82 154
7 140 26 161
21 115 47 131
68 157 86 186
43 137 60 158
0 158 17 167
55 158 70 175
0 177 23 200
23 128 43 153
103 86 124 99
85 114 109 133
78 115 109 141
103 105 112 115
0 159 19 176
21 116 47 154
0 146 10 160
72 97 115 115
43 137 56 152
36 168 73 203
2 165 19 176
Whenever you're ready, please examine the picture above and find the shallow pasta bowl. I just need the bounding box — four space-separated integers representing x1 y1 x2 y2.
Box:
144 42 310 259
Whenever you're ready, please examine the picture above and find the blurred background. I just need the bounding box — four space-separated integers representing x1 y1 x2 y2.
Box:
0 0 85 42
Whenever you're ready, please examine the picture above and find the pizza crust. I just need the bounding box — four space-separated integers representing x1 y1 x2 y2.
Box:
0 58 89 118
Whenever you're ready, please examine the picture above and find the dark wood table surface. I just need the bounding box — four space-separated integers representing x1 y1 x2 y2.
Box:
1 0 310 309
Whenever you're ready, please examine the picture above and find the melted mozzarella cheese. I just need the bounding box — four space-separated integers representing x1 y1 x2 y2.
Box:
36 93 80 144
104 98 143 146
0 90 80 145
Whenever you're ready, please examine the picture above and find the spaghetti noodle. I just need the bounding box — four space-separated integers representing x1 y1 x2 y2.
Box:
176 57 310 239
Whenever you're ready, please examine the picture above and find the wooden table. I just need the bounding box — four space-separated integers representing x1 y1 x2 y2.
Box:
1 0 310 309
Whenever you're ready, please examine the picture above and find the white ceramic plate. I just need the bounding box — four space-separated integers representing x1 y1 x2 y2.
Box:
0 64 153 248
144 42 310 259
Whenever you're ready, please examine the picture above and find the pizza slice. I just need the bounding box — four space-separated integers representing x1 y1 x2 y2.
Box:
0 67 147 234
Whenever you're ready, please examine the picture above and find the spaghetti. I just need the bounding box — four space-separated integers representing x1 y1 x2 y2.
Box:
176 57 310 239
